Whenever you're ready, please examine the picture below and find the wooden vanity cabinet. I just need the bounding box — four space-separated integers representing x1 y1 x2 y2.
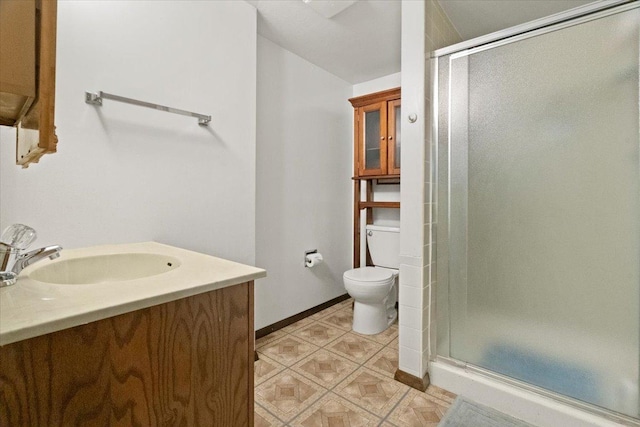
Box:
349 87 401 177
0 0 58 167
0 281 255 426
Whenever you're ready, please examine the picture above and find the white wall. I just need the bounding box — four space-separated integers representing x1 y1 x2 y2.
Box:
255 36 352 329
0 1 257 265
352 72 401 98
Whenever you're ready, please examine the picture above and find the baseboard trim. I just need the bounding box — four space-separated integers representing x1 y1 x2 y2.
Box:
255 293 350 339
394 369 430 392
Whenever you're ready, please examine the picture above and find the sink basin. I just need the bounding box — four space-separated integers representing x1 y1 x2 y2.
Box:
27 253 181 285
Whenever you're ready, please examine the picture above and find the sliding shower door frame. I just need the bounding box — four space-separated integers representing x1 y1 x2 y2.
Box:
432 0 635 58
430 0 640 424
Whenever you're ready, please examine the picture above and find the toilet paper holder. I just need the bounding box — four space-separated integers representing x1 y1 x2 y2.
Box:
304 249 317 264
304 249 323 268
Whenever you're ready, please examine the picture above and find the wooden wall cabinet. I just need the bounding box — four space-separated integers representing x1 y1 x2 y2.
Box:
0 0 58 168
350 88 401 268
349 87 401 177
0 282 255 426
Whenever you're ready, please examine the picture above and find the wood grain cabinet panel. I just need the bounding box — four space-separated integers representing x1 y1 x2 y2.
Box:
0 281 255 427
0 0 59 168
0 0 36 124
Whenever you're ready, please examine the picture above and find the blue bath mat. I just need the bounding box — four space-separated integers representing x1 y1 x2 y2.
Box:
439 397 536 427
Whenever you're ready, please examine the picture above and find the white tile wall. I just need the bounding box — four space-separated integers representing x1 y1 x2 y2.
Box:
399 0 426 379
399 345 422 378
422 265 431 283
400 254 424 267
397 0 462 381
399 285 423 309
421 0 463 378
399 264 422 288
399 305 422 329
399 325 423 351
399 0 461 380
422 305 430 331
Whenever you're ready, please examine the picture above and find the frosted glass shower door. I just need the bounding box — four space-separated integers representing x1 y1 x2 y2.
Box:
446 6 640 417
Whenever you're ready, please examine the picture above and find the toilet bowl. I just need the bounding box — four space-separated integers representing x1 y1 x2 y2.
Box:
343 224 400 335
344 266 398 335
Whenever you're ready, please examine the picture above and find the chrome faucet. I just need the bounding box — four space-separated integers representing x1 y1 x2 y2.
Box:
11 245 63 275
0 224 62 287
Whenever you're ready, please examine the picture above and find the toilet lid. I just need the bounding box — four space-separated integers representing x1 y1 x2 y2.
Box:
343 267 393 283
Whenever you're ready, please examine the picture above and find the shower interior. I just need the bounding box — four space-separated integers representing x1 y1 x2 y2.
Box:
434 1 640 421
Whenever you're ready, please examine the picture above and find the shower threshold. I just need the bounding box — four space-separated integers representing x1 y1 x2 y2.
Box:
430 357 640 427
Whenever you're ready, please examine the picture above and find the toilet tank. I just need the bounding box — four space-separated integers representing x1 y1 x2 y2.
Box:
366 224 400 269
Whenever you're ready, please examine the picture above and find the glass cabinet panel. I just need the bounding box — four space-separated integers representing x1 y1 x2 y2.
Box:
364 109 381 170
359 101 387 176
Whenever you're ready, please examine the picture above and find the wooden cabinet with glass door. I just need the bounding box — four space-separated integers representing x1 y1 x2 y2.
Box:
349 87 401 267
349 87 401 177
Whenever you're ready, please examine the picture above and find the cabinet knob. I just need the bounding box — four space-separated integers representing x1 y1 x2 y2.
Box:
380 136 385 140
388 136 393 140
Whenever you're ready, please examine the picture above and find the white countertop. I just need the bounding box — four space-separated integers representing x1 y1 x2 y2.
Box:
0 242 266 346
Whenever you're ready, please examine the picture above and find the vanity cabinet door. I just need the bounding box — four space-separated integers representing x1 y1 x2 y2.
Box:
0 282 255 426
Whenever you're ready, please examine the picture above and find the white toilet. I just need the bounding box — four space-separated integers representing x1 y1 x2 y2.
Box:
343 224 399 335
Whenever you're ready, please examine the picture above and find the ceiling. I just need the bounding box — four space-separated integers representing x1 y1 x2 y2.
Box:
248 0 595 85
247 0 401 84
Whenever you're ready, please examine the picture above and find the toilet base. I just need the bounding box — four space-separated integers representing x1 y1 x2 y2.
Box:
352 301 397 335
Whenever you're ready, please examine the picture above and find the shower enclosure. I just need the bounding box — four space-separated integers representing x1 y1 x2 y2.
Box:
434 1 640 420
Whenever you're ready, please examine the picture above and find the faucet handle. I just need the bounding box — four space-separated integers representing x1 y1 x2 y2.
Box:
1 224 37 250
0 271 17 288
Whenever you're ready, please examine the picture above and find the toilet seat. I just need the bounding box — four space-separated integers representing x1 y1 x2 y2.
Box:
343 267 393 286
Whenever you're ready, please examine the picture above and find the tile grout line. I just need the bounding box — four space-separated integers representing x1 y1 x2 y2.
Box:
379 387 412 426
254 400 288 425
285 385 333 425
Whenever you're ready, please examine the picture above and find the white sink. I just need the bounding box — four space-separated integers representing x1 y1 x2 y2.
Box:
28 253 181 285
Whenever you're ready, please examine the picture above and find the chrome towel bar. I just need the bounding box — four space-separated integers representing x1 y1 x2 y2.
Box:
85 91 211 126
